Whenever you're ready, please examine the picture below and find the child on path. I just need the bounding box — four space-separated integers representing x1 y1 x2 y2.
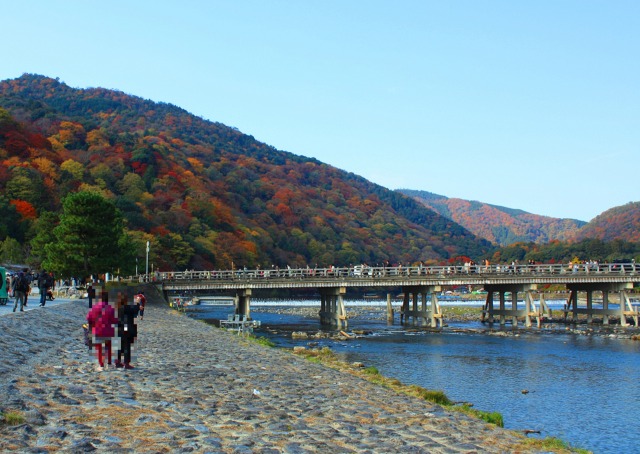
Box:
86 297 118 370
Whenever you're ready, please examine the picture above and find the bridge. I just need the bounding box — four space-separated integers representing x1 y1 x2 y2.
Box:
150 263 640 329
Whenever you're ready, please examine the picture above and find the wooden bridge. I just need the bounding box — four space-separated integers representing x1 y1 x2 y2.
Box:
150 263 640 329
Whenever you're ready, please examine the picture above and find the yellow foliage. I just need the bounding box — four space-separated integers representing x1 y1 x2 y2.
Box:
31 157 59 179
60 159 84 179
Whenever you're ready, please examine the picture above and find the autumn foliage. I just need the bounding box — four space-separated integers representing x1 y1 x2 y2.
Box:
10 199 37 220
0 74 493 270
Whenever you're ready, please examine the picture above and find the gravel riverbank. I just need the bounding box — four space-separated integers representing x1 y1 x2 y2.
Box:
1 291 541 453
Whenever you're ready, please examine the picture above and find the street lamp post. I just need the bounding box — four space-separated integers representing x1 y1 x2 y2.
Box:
146 241 150 282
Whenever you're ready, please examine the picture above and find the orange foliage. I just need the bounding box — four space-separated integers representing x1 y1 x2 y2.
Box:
151 225 171 236
10 199 37 220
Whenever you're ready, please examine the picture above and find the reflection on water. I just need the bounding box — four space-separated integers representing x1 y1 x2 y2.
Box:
188 302 640 454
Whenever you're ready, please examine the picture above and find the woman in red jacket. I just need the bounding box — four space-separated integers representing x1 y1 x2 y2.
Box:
86 298 118 370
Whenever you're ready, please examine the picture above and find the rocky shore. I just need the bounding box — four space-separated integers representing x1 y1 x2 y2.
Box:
0 289 545 453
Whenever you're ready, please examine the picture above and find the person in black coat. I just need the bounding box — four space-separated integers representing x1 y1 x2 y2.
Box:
115 293 140 370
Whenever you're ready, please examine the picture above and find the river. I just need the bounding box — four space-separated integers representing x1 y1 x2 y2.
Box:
187 300 640 454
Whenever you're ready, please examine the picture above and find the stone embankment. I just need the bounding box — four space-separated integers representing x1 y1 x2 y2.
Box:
1 290 538 453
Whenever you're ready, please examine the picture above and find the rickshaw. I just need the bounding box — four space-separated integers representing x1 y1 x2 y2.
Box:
0 267 7 305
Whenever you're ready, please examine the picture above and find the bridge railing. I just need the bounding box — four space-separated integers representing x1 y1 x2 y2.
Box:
150 262 637 282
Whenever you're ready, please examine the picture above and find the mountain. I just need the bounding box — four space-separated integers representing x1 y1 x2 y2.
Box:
0 74 493 271
398 189 586 246
574 202 640 242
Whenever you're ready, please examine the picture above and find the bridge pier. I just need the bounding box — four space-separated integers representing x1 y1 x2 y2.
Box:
482 284 540 328
235 289 252 321
563 283 638 326
319 287 348 329
400 286 442 328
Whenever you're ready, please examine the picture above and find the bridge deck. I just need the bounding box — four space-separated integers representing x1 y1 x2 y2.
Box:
155 263 640 291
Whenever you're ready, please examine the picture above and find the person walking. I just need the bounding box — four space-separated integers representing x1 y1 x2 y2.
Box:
86 297 118 370
115 293 139 370
136 291 147 321
11 270 29 312
46 272 56 301
22 269 32 307
38 269 49 307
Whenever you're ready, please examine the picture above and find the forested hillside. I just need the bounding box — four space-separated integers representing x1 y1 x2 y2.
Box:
399 189 586 246
574 202 640 242
0 74 492 273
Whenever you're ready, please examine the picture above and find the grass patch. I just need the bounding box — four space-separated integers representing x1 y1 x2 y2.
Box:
362 366 379 375
456 404 504 427
250 336 277 347
1 410 25 425
522 436 591 454
407 386 452 406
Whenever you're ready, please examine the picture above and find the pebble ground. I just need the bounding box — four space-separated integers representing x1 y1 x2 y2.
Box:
0 291 535 453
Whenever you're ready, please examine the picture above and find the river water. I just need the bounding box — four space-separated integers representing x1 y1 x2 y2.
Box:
187 300 640 454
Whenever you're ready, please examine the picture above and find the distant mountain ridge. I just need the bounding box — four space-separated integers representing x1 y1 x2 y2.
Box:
399 189 587 246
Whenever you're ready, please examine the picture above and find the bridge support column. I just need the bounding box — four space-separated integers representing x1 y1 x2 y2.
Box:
482 292 494 323
235 289 252 320
319 287 348 329
565 283 636 326
484 284 538 327
386 293 394 324
400 286 442 328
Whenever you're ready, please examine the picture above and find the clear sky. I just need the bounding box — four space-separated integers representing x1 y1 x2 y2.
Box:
2 1 638 222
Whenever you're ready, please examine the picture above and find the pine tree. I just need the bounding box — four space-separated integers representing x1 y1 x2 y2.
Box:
44 191 132 278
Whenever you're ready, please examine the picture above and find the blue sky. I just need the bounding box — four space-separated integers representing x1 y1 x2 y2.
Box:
3 1 638 221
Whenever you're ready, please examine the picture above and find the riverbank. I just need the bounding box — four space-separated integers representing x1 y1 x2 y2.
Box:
0 290 562 452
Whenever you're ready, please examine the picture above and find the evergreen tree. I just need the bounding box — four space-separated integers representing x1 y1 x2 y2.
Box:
44 191 132 278
29 211 60 267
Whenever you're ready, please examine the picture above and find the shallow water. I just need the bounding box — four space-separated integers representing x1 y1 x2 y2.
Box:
188 301 640 454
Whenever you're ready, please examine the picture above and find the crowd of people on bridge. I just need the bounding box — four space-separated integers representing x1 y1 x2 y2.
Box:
150 258 637 282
